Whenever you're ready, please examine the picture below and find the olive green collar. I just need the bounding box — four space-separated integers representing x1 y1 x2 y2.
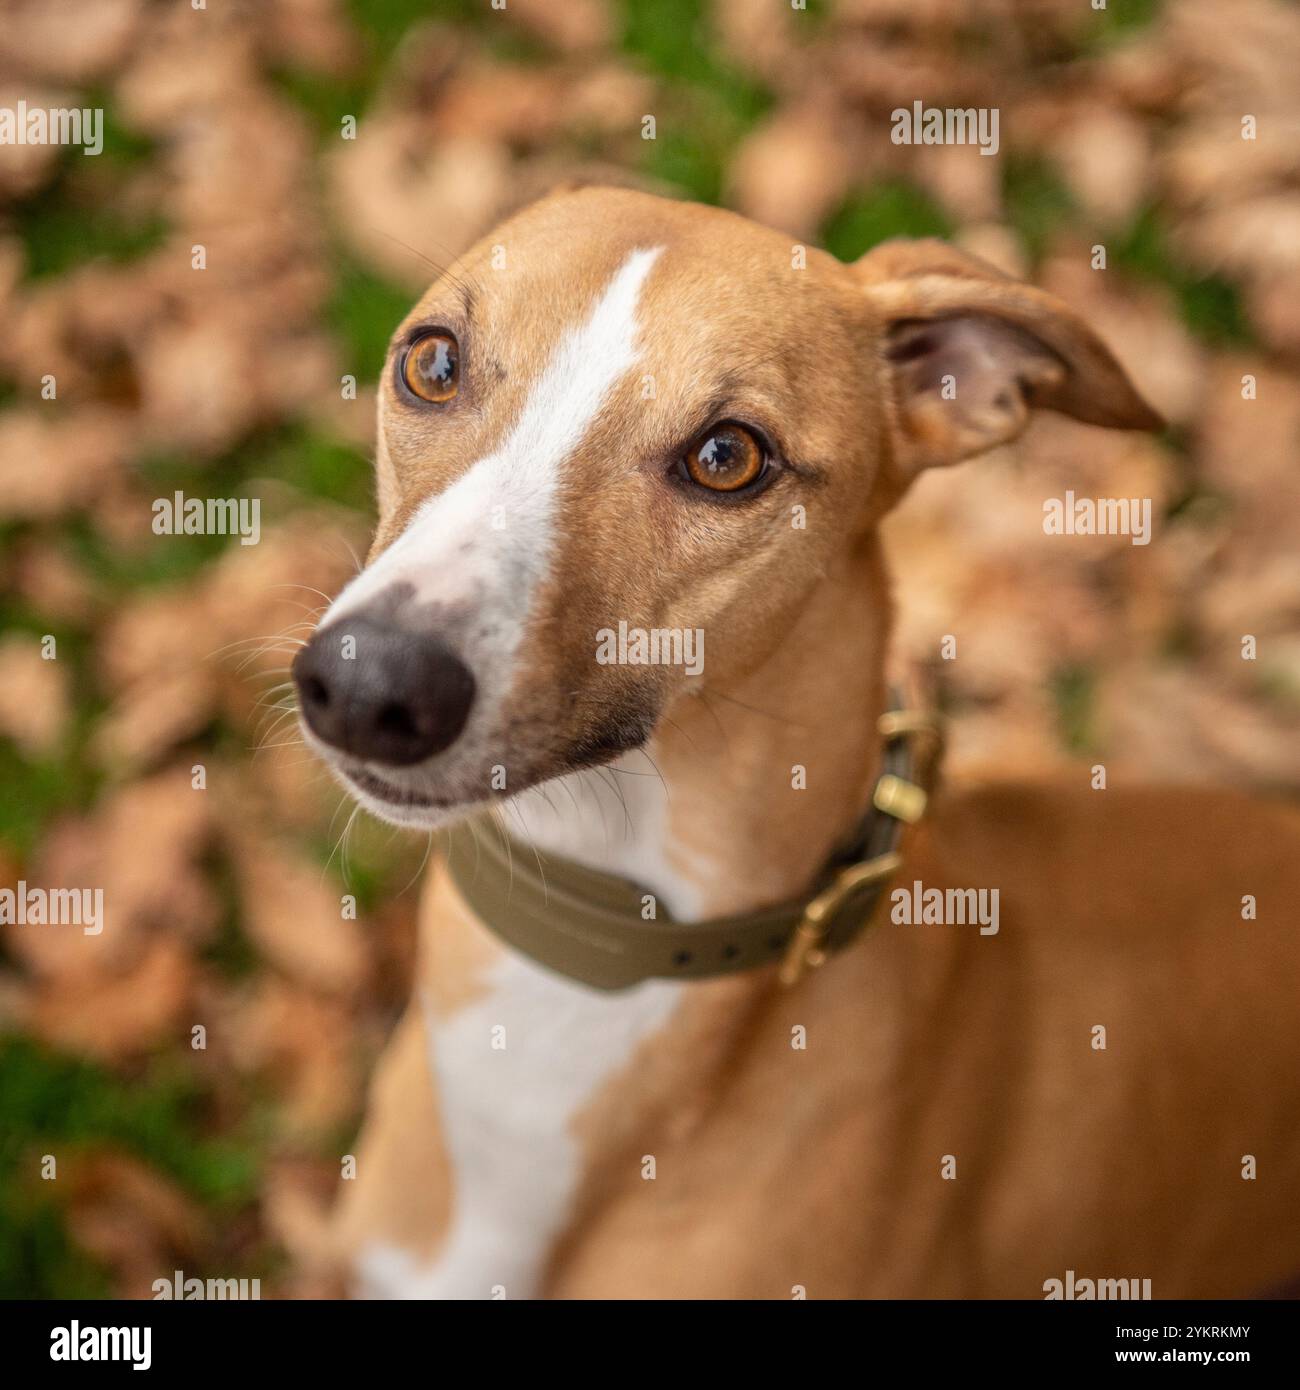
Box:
443 703 942 992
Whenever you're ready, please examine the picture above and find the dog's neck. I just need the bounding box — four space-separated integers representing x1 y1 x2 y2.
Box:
508 536 891 921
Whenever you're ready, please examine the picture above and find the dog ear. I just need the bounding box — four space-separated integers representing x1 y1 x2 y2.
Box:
852 239 1163 479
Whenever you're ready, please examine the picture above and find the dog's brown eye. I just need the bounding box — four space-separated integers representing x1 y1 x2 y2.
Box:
402 332 459 402
682 423 765 492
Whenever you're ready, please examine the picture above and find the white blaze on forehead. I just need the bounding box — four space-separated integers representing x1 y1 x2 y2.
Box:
324 245 664 631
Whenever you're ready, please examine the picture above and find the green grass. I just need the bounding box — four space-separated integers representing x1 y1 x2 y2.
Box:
1254 663 1300 711
1114 206 1253 347
0 416 373 859
308 818 416 911
0 420 373 864
0 594 104 856
994 162 1250 350
289 0 773 207
83 95 157 166
276 0 548 138
62 507 234 592
820 182 954 261
13 101 167 281
619 0 772 205
0 1040 259 1204
0 1199 110 1300
17 185 168 281
0 735 102 860
327 255 413 384
274 0 455 132
354 0 474 50
264 428 375 509
136 424 373 522
1050 664 1100 756
200 852 263 982
1002 153 1077 266
1085 0 1165 47
0 1038 260 1298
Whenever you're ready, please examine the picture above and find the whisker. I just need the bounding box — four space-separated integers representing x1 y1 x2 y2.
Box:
393 829 436 898
381 231 485 302
705 685 808 729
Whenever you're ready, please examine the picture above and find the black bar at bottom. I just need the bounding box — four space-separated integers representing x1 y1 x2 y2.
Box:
2 1295 1290 1375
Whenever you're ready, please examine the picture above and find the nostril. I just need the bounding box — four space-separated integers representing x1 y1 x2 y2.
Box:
293 615 474 765
376 702 418 739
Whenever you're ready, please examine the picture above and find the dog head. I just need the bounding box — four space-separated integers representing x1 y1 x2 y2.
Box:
293 186 1159 827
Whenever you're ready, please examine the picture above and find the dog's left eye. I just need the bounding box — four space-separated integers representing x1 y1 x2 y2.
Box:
679 423 767 493
401 331 460 403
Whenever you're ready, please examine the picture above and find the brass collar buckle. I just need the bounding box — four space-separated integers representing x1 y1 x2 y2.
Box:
778 850 902 986
778 707 944 988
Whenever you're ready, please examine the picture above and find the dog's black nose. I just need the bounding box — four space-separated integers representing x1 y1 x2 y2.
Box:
292 616 475 766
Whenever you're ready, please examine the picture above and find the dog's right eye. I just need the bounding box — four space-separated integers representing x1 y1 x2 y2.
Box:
680 423 767 493
401 332 460 403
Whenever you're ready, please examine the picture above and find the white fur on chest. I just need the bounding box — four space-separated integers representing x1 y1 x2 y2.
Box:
347 244 711 1299
509 751 714 920
354 754 711 1300
357 951 682 1299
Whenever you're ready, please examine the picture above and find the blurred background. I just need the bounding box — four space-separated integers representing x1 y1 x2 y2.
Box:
0 0 1297 1298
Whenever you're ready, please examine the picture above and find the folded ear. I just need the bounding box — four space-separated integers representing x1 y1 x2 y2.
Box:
852 239 1163 480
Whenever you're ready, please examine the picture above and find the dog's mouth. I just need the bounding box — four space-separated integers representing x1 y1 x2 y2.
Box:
309 700 660 829
340 722 650 809
563 714 655 770
341 766 443 809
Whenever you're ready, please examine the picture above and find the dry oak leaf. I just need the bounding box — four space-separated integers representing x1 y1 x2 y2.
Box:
328 118 512 290
59 1149 208 1301
0 408 134 522
7 539 103 624
0 633 70 757
227 979 360 1134
5 767 217 982
0 0 142 83
507 0 611 53
229 834 368 996
23 935 194 1063
727 106 853 240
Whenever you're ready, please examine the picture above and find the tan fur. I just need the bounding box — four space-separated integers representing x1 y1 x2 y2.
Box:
329 188 1300 1297
333 871 500 1258
333 1006 450 1263
545 786 1300 1298
342 781 1300 1297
